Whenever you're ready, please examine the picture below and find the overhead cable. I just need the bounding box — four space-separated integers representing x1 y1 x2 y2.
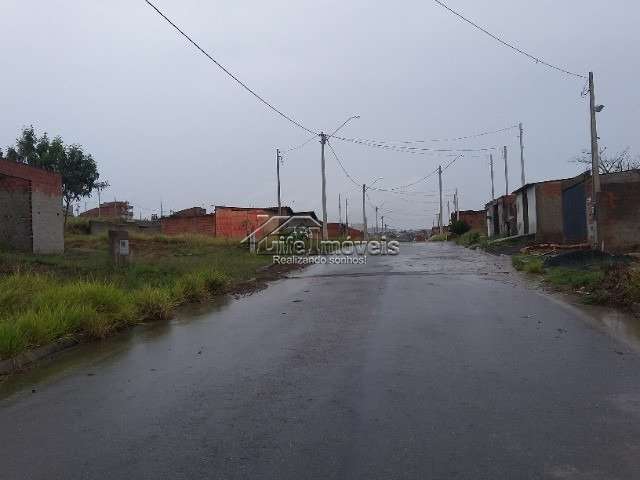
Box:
144 0 317 134
433 0 586 79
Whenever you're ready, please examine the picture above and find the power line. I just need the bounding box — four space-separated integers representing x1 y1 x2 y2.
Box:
326 140 362 188
331 125 518 145
331 135 494 153
281 133 319 154
433 0 586 79
144 0 317 134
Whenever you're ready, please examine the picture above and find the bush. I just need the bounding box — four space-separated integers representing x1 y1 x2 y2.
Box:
449 220 470 236
201 270 229 294
173 272 210 303
133 287 175 322
456 231 482 247
429 234 448 242
512 255 545 274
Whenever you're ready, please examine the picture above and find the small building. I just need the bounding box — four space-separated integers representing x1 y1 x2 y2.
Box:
81 201 133 220
160 205 322 240
160 207 216 237
485 194 517 238
326 222 364 240
513 179 564 243
214 206 293 240
0 159 64 253
562 170 640 252
452 210 486 234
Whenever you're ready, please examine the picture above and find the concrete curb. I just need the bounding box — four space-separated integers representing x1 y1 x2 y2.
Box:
0 337 80 375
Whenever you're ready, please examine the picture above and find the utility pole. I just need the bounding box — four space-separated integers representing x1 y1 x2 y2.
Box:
447 200 450 226
589 71 602 248
276 148 282 216
381 215 384 235
160 200 163 219
490 153 495 200
455 188 460 221
375 206 379 235
362 184 368 241
320 133 328 240
438 165 443 234
519 123 526 187
97 186 102 218
339 194 342 224
345 197 349 229
503 146 509 195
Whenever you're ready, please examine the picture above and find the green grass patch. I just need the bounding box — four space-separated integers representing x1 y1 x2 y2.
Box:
545 267 605 289
455 231 487 247
429 234 449 242
0 233 269 360
512 255 545 274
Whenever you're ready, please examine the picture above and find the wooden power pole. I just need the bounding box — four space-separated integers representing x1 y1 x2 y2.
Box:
503 146 509 195
519 123 526 187
438 165 443 234
276 148 282 216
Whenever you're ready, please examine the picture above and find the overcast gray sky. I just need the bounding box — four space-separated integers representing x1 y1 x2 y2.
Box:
2 0 639 228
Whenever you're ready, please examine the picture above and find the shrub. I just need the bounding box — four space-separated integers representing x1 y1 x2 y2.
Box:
456 231 482 247
173 272 210 303
512 255 544 274
0 323 27 359
449 220 470 236
201 270 229 294
429 234 448 242
133 287 175 322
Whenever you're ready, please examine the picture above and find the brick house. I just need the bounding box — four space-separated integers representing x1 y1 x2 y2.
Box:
160 205 318 240
214 206 294 240
326 222 364 240
80 201 133 220
485 194 517 238
562 170 640 252
513 179 565 243
451 210 486 234
0 158 64 253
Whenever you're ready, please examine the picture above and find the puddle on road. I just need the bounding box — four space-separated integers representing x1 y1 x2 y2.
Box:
574 300 640 352
0 296 232 400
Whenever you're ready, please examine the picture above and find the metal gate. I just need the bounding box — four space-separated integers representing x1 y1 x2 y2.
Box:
562 182 587 243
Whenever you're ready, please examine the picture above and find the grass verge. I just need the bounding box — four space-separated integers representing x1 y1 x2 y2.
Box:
0 234 268 361
512 253 640 309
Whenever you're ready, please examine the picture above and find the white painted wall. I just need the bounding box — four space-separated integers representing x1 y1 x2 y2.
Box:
516 185 537 236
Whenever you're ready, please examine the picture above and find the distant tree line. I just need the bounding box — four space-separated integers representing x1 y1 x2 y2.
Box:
1 126 108 224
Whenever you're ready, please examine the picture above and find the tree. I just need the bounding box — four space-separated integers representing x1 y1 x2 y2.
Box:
449 219 470 236
573 147 640 174
4 126 105 224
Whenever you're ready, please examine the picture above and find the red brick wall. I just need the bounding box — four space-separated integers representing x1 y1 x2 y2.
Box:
327 223 363 240
215 208 276 240
597 179 640 252
0 158 61 197
161 214 216 236
535 181 564 243
456 210 486 233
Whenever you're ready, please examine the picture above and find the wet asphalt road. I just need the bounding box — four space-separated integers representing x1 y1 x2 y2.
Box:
3 243 640 479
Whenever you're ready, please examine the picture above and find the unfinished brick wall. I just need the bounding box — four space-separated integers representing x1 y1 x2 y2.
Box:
596 172 640 252
535 181 564 243
0 176 32 251
456 210 486 233
327 223 364 240
215 207 276 240
160 214 216 236
0 159 63 253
